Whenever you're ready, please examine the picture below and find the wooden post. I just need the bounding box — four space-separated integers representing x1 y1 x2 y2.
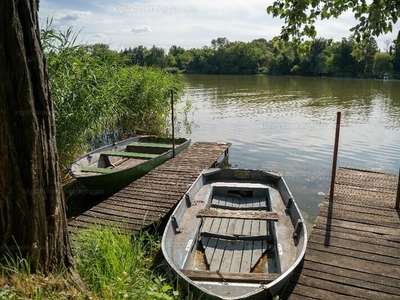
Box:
171 90 175 157
395 167 400 209
330 112 341 200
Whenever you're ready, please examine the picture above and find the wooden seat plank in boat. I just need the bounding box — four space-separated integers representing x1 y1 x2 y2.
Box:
180 269 281 284
198 209 278 221
81 167 117 174
128 142 173 148
101 151 157 159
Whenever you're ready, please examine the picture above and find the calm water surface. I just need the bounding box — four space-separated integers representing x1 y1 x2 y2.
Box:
176 75 400 226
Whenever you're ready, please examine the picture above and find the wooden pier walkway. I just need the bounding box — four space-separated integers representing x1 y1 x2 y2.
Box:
68 142 231 234
285 167 400 300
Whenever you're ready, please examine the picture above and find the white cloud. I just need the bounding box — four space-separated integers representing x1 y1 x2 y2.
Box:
53 11 92 27
92 33 106 38
131 26 152 34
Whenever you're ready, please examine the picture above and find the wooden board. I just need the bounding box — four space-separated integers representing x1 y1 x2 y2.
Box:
81 167 116 174
198 209 278 220
181 269 281 284
101 151 157 159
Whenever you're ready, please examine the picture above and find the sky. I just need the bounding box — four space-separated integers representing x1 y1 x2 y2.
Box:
38 0 400 52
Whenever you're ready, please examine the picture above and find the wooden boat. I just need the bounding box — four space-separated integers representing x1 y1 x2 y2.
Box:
69 135 191 194
162 168 307 299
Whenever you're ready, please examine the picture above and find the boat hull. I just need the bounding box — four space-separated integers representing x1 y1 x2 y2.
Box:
69 136 190 194
161 168 307 299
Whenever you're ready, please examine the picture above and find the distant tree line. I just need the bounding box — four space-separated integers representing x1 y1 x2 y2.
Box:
110 32 400 79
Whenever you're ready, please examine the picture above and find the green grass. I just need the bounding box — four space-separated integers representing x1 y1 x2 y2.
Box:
0 251 91 299
0 225 196 300
72 225 180 300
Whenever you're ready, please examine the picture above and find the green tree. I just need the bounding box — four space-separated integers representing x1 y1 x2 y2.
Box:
211 37 229 50
267 0 400 42
352 36 379 76
123 45 148 66
297 38 331 76
145 45 166 67
86 43 120 63
329 38 359 77
373 52 393 78
391 31 400 76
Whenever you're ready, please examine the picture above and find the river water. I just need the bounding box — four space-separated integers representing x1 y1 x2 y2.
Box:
176 74 400 225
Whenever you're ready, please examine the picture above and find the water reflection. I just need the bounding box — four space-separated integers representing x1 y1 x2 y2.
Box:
177 75 400 225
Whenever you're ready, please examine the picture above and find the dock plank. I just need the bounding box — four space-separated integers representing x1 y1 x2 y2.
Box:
286 167 400 300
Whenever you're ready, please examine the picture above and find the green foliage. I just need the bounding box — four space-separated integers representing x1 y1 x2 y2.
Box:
373 52 393 77
267 0 400 43
391 31 400 74
72 225 181 300
41 24 184 168
111 66 185 139
119 34 400 78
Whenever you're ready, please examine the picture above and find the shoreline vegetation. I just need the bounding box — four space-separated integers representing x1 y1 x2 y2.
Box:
119 35 400 79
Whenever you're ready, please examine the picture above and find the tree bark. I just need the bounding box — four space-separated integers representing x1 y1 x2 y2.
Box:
0 0 73 272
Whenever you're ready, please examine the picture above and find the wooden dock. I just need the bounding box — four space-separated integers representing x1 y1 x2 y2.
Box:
68 142 231 234
285 167 400 300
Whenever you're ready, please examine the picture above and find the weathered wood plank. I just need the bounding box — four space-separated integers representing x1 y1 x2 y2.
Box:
286 277 371 300
201 231 273 241
304 244 400 279
230 240 245 273
209 238 226 272
289 271 398 300
197 209 278 220
298 263 400 295
309 228 400 258
299 260 400 289
241 240 253 273
180 269 281 283
220 239 235 272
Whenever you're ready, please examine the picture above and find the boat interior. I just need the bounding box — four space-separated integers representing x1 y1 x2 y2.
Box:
77 137 184 175
175 182 287 285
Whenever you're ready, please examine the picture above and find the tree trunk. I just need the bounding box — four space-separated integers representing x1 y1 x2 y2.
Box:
0 0 73 272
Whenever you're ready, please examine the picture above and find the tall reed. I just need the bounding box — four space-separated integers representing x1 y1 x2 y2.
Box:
41 23 186 168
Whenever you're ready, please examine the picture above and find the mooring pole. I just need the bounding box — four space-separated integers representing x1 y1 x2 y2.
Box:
395 167 400 210
330 111 341 200
171 89 175 157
